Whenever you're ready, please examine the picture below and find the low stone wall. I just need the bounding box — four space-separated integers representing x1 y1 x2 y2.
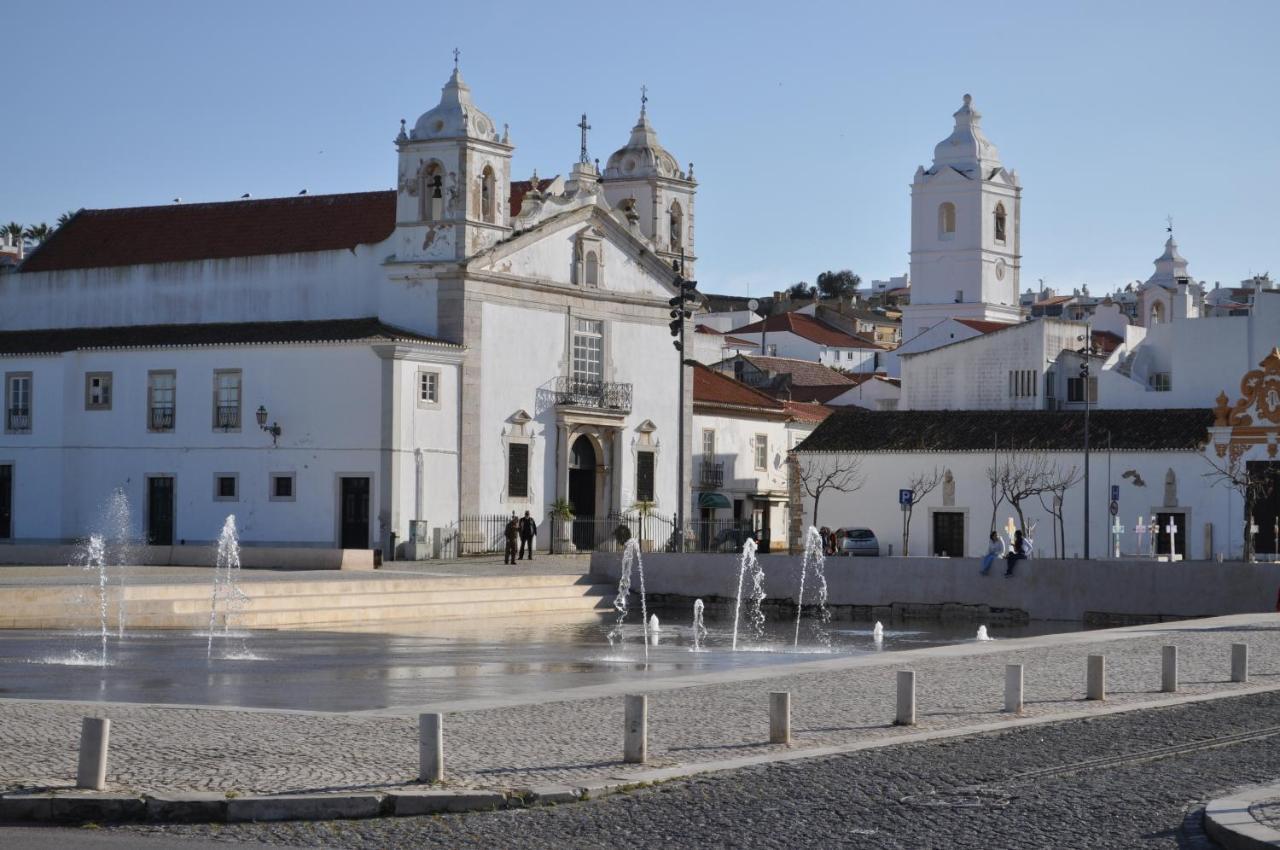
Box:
591 553 1280 622
0 544 375 571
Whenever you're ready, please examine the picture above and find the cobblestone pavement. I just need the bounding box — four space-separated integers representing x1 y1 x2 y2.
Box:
2 616 1278 795
110 689 1280 848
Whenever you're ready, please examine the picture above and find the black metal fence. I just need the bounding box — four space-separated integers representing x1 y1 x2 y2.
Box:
551 511 678 554
686 518 766 554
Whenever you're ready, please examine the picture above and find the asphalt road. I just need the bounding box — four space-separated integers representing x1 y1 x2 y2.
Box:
37 691 1280 849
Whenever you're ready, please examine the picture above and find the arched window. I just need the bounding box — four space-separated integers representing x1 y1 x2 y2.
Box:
421 162 444 221
669 200 683 252
994 202 1007 243
480 166 496 223
938 202 956 240
584 251 599 287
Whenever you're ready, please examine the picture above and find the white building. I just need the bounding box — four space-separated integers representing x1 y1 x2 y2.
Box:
0 64 701 555
727 312 885 371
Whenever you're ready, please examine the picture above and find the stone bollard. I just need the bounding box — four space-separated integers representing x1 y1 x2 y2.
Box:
1004 664 1023 713
1086 655 1106 701
769 692 791 745
895 670 916 726
1231 643 1249 683
1161 646 1178 693
624 694 648 764
76 717 110 790
418 713 443 783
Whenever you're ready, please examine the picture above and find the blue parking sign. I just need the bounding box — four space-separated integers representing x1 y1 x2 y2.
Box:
899 489 913 506
1111 485 1120 502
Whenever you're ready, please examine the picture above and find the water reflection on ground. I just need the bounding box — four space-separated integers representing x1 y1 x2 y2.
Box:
0 609 1083 713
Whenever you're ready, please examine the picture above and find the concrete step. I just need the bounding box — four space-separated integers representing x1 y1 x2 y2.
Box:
150 584 612 615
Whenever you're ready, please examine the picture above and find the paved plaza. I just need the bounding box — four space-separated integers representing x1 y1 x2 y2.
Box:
2 613 1278 797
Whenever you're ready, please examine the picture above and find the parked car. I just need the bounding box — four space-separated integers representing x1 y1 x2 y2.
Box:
710 526 758 553
836 527 880 556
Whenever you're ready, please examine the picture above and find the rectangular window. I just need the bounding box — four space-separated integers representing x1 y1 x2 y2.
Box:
701 428 715 459
147 370 176 431
1067 376 1099 403
417 369 439 406
636 450 655 503
214 474 238 501
571 318 604 388
507 443 529 499
1008 369 1038 398
1150 372 1172 392
5 372 32 433
845 350 854 361
754 434 768 471
213 370 241 430
85 372 112 411
269 473 295 501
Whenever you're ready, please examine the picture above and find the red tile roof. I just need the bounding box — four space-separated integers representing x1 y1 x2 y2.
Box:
737 354 857 386
729 313 884 349
509 177 558 218
789 384 856 404
954 318 1017 334
21 192 398 273
692 363 785 412
782 401 834 423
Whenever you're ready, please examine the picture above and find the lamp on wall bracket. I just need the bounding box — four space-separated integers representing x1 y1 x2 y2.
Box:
255 405 282 446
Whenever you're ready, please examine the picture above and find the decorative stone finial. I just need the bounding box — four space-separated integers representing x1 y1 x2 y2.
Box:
688 161 695 178
396 118 408 143
453 47 460 70
640 84 648 118
502 122 509 144
963 93 972 106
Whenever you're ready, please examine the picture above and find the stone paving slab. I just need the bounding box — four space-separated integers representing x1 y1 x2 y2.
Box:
1 614 1277 798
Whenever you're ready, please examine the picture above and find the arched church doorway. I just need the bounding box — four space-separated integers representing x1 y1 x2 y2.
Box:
569 435 598 550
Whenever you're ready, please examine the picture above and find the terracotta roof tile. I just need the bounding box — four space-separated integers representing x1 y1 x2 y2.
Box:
692 363 785 411
954 318 1017 334
21 192 397 272
782 401 834 423
509 177 557 217
729 313 884 349
736 355 856 386
0 317 455 355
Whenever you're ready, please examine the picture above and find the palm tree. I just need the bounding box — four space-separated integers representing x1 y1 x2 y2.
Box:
23 223 53 244
3 222 22 247
56 210 79 228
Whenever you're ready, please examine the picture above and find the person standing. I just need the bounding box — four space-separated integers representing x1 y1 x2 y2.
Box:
503 514 520 565
1004 529 1028 577
980 531 1004 575
518 510 538 561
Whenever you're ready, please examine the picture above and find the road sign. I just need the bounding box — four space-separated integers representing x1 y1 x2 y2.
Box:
899 489 913 506
1111 485 1120 502
1109 500 1119 517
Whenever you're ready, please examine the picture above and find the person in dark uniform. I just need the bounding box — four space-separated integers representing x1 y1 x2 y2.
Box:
518 510 538 561
503 514 520 565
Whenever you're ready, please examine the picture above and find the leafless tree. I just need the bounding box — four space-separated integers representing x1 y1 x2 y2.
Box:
902 467 944 556
988 450 1061 537
1036 463 1083 558
1203 450 1277 561
797 454 865 529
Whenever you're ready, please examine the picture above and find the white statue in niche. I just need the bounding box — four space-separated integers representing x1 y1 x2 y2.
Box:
1163 468 1177 507
942 469 955 506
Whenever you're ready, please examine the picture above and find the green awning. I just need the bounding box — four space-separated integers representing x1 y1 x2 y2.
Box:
698 492 732 509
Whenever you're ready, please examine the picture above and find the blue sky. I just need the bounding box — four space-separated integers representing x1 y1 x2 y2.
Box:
3 0 1276 296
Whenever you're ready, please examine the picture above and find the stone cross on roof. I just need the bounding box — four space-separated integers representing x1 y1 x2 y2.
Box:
578 113 591 164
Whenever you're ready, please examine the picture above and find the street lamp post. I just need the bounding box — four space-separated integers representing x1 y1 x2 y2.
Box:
669 259 698 552
1077 325 1095 559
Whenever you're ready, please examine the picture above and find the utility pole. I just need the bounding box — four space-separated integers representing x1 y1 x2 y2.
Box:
668 257 698 552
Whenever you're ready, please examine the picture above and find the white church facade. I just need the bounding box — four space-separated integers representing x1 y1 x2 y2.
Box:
0 65 701 554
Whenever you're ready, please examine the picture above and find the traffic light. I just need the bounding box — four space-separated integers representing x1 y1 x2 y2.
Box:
1079 361 1089 379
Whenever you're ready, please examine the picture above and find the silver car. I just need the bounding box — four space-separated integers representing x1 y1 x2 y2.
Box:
837 527 880 556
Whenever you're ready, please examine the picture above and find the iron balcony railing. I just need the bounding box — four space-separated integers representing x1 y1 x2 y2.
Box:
552 376 632 412
215 405 241 429
6 408 30 432
699 461 724 488
149 407 175 431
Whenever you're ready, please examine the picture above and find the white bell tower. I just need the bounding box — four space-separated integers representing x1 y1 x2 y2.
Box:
902 95 1023 342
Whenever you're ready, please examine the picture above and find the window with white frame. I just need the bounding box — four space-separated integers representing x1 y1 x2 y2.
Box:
635 450 655 503
571 318 604 388
507 443 529 499
701 428 715 459
85 372 112 411
1149 372 1172 392
214 474 238 501
754 434 768 470
147 370 176 431
417 369 440 407
213 370 241 430
1008 369 1038 399
5 372 31 433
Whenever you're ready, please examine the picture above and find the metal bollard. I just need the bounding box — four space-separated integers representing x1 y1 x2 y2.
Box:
1004 664 1024 713
1161 646 1178 693
76 717 110 790
769 692 791 745
1232 643 1249 683
624 694 648 764
418 713 443 783
1087 655 1106 701
895 670 916 726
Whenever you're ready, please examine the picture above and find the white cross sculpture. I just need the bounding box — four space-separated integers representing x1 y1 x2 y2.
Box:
1111 517 1125 559
1135 516 1148 558
1249 515 1259 563
1004 516 1017 549
1165 516 1179 562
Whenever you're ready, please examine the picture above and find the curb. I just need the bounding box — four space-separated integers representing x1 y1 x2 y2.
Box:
1204 782 1280 849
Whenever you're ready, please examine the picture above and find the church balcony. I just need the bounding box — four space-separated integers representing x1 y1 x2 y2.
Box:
552 376 632 413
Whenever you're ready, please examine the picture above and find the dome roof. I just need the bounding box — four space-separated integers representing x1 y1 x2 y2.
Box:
931 94 1002 176
603 105 687 181
409 68 502 144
